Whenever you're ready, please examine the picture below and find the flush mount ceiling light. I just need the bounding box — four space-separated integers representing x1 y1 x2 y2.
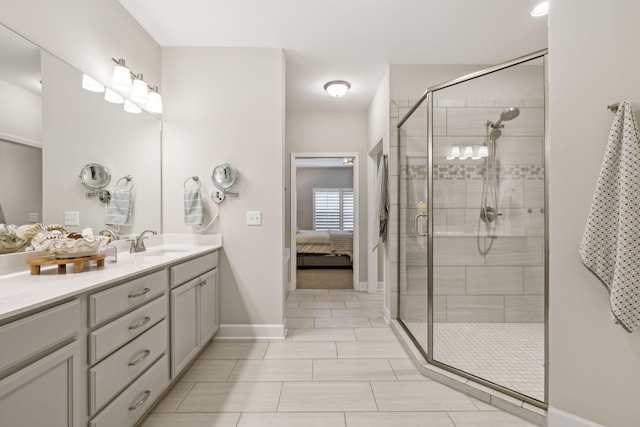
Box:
324 80 351 97
530 1 549 16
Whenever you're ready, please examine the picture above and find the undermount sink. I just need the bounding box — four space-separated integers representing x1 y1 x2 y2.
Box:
131 247 193 256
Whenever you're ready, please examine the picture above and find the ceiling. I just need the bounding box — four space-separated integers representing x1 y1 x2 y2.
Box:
118 0 548 112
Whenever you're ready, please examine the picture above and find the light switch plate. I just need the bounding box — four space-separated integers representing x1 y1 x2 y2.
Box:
64 211 80 226
28 213 39 223
247 211 261 226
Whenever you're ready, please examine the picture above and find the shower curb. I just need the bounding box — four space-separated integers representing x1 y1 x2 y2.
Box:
390 319 547 426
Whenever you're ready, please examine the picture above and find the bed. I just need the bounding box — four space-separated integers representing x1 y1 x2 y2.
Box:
296 229 353 268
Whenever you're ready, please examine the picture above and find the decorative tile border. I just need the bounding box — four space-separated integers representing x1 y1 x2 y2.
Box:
407 164 544 180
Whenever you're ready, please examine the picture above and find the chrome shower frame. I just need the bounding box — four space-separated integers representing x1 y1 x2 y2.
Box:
396 48 549 408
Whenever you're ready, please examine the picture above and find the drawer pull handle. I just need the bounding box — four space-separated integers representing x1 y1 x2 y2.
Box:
129 316 152 330
128 350 152 366
129 390 151 411
128 288 151 299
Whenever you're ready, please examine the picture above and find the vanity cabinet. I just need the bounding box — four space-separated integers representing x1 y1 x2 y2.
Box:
87 270 169 426
170 252 219 378
0 300 81 427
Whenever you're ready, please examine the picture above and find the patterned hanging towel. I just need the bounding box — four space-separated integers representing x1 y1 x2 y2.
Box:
579 101 640 332
372 155 389 251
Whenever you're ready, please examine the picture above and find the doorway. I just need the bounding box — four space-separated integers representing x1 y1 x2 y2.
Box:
290 153 359 290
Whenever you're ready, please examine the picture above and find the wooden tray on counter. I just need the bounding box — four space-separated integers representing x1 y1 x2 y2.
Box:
27 253 106 275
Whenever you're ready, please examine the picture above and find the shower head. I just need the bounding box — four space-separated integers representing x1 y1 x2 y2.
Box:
493 107 520 127
489 127 502 141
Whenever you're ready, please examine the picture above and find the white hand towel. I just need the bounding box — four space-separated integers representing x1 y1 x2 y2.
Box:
580 101 640 332
105 190 132 226
372 155 389 251
184 189 204 226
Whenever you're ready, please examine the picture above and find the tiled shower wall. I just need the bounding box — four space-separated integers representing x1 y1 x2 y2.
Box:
393 98 545 324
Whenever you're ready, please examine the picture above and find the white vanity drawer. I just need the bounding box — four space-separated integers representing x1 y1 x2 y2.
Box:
89 319 167 415
89 354 169 427
171 251 218 288
89 295 167 364
89 270 168 326
0 300 79 373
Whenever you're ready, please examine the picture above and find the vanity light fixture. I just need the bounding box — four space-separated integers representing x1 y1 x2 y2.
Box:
81 74 105 93
123 99 141 114
446 145 461 160
447 145 488 160
478 145 489 158
111 58 132 92
131 73 149 105
104 88 124 104
324 80 351 97
461 146 474 160
530 1 549 17
146 86 163 114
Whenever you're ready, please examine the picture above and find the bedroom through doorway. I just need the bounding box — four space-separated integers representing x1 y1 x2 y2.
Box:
290 154 359 290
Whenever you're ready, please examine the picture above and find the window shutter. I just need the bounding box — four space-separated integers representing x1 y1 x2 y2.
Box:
313 188 354 231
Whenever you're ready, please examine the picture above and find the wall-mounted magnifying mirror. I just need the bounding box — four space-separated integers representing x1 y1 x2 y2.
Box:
79 163 112 202
211 162 239 204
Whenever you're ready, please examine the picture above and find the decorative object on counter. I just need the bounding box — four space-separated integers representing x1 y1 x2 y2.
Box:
80 163 112 202
27 253 106 275
24 224 108 259
0 223 30 254
580 100 640 332
184 176 204 226
98 231 118 263
105 175 134 226
211 163 239 204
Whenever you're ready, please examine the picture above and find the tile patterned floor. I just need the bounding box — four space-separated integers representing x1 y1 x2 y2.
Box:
140 289 537 427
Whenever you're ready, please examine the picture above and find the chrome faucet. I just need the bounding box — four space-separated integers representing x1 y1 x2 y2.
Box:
129 229 158 253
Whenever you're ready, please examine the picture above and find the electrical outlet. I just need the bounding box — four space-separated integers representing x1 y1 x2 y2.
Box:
64 211 80 226
247 211 262 226
28 213 39 223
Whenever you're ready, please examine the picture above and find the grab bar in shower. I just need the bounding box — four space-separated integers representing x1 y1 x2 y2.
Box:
414 212 428 237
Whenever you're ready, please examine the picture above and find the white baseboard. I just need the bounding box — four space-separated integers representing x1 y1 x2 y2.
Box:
383 305 391 324
356 281 368 291
216 324 286 340
378 281 384 291
548 407 604 427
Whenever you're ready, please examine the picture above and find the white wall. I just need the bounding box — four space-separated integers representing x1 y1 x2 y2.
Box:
0 78 41 143
0 0 160 92
286 112 368 282
0 139 41 224
161 47 286 331
548 1 640 426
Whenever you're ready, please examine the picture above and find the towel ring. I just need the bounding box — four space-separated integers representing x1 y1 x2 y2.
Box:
116 175 134 191
184 176 201 191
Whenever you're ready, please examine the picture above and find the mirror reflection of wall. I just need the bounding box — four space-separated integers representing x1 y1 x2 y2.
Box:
0 22 162 251
0 139 42 224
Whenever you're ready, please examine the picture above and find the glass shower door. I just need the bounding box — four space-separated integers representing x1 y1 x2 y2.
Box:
397 100 429 350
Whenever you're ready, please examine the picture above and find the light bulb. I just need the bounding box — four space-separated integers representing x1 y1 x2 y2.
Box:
146 87 163 113
104 88 124 104
112 59 132 93
324 80 351 97
131 74 148 105
81 74 105 93
124 99 141 114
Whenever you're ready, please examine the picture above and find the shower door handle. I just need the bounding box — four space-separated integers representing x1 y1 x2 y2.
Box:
415 212 428 237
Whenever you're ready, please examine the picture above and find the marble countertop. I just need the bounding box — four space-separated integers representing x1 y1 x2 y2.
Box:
0 234 222 322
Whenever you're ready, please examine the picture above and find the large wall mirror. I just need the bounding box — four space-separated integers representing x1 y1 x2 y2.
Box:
0 23 161 254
